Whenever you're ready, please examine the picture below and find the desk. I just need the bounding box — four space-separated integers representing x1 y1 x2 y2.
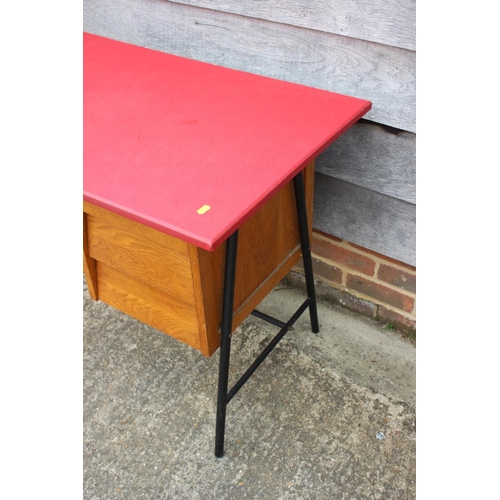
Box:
83 32 371 456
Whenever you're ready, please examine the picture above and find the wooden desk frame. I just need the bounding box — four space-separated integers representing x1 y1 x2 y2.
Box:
214 170 318 457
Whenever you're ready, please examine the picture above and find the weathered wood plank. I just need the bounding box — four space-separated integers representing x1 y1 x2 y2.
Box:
83 0 416 132
316 121 416 204
170 0 416 51
313 174 416 266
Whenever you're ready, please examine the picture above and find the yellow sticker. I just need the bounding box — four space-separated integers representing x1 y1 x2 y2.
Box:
197 205 211 215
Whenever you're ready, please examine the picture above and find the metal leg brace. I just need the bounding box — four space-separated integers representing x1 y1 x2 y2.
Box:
214 170 319 457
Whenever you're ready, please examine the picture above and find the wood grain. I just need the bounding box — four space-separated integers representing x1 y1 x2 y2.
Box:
84 202 188 255
83 212 98 300
86 214 195 302
232 246 302 331
234 162 314 313
313 174 416 266
194 243 225 356
188 243 220 357
304 162 315 242
83 0 415 132
97 261 201 350
316 121 416 204
277 179 300 261
169 0 416 51
233 185 285 311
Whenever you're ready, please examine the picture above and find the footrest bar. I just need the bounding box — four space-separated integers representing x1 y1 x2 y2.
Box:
251 309 287 329
226 298 312 404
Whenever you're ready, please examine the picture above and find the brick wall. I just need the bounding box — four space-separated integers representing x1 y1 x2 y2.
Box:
289 230 416 336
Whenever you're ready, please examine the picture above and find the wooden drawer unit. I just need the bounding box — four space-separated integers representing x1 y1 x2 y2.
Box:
83 162 314 356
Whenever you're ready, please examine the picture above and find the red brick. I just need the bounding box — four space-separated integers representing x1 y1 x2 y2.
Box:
296 257 343 285
348 242 416 272
312 238 376 276
346 274 415 313
312 229 342 242
378 264 416 293
286 270 376 318
378 306 416 337
321 286 377 317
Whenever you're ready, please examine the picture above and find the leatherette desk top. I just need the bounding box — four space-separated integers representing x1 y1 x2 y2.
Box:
84 33 372 251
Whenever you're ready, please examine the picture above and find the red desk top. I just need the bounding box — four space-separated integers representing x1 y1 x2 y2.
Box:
84 33 371 251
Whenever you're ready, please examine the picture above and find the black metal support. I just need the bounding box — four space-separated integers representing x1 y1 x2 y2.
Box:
250 309 287 329
214 169 320 457
293 171 320 333
227 298 311 404
214 230 239 458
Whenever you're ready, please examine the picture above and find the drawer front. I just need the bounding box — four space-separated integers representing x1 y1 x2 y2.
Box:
97 262 201 351
85 204 195 306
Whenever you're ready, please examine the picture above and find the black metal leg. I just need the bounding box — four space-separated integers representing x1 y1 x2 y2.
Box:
215 230 239 458
213 169 319 457
293 171 320 333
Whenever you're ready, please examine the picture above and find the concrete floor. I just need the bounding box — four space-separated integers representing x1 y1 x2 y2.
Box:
83 278 416 499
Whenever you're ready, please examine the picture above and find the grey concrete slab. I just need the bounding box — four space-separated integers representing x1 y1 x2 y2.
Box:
84 278 416 499
256 284 416 409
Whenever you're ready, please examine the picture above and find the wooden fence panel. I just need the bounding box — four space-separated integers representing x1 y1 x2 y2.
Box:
169 0 416 50
83 0 416 132
313 174 416 266
316 121 416 204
